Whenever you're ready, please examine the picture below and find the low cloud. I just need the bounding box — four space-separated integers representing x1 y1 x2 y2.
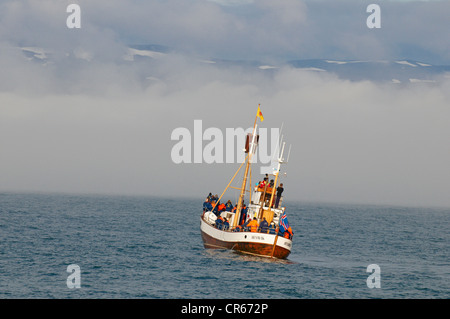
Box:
2 0 449 63
1 53 450 208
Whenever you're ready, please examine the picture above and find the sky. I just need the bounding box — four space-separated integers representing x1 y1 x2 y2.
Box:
1 0 450 208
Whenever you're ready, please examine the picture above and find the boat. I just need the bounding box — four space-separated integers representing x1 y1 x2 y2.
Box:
200 105 293 259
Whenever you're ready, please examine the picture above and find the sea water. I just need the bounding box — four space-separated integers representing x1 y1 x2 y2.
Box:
0 192 448 299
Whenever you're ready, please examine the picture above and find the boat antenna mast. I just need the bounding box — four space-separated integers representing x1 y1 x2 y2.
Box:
268 132 291 208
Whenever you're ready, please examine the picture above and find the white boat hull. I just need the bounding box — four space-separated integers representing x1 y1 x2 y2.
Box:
200 215 292 259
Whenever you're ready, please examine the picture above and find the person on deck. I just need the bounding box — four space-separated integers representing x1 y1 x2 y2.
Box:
211 201 219 215
247 217 259 232
225 200 233 212
223 218 230 231
203 198 213 212
268 222 276 234
259 217 269 233
242 218 251 232
275 183 284 208
239 205 248 225
218 202 226 212
285 226 294 239
215 215 224 230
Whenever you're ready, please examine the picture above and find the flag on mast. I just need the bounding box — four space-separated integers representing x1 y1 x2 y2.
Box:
257 105 264 122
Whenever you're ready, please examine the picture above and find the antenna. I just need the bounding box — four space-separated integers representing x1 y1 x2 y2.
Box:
286 144 292 163
280 141 286 162
271 123 284 163
278 135 284 158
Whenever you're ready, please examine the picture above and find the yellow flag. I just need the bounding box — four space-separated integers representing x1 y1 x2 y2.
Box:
257 105 264 122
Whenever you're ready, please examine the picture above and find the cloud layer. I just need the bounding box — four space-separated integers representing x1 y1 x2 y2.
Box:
1 0 449 63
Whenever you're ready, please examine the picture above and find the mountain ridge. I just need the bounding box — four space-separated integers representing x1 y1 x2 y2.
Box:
20 45 450 84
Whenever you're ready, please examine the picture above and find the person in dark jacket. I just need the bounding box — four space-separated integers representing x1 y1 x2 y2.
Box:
225 200 233 212
268 222 276 234
233 225 242 232
275 183 284 208
211 201 219 215
223 218 230 231
242 218 251 232
215 215 224 229
239 205 248 225
259 217 269 233
203 198 213 212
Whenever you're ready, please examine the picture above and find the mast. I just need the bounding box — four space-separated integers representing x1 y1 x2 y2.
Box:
232 105 262 228
233 125 257 228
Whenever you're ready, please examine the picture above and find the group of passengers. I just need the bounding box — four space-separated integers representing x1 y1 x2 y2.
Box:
231 216 293 239
203 193 235 215
236 217 293 239
257 175 274 189
256 175 284 209
203 194 293 239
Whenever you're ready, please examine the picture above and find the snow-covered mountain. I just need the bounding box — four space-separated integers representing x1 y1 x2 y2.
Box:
288 59 450 84
20 45 450 85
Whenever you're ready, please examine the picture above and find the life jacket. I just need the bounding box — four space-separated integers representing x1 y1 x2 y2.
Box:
284 227 293 239
248 219 259 232
288 227 293 236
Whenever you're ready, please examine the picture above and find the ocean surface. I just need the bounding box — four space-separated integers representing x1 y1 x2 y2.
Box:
0 192 448 299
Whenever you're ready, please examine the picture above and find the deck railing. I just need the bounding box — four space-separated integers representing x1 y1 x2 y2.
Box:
212 222 292 239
